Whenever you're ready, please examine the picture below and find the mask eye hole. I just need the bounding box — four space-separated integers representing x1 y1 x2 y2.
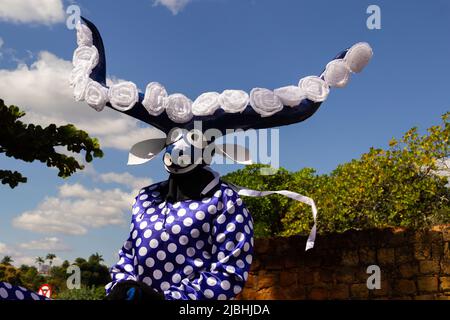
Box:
163 153 172 166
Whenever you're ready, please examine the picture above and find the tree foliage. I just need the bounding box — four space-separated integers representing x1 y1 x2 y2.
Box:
224 113 450 238
0 99 103 188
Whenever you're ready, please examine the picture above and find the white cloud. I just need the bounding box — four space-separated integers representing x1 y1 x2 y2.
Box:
12 183 137 235
19 237 70 252
0 242 64 267
0 0 65 25
153 0 191 15
0 51 161 151
98 172 152 190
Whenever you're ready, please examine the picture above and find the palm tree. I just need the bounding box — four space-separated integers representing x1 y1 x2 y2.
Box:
1 256 13 265
45 253 56 268
89 252 104 265
35 256 44 270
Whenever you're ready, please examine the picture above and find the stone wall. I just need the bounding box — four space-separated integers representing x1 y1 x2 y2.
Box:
237 226 450 300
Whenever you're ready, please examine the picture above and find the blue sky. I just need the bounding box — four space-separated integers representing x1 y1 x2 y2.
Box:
0 0 449 267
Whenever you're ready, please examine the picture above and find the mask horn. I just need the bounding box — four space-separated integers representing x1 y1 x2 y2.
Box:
127 138 167 165
216 144 253 165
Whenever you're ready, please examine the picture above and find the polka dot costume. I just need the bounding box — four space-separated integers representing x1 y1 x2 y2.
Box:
0 282 48 300
105 182 254 300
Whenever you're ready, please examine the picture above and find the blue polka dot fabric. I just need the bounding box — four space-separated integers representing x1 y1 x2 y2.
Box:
105 181 254 300
0 282 48 300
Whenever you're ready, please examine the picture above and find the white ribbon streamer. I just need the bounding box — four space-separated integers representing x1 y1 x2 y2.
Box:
230 184 318 251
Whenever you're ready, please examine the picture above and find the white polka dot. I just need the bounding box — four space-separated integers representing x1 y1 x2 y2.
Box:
150 239 159 248
132 206 140 215
244 225 250 234
183 217 193 227
154 222 163 230
129 223 134 231
164 262 174 272
202 223 210 232
207 277 217 286
217 201 224 210
31 293 39 300
218 294 227 300
216 233 226 243
166 215 175 224
179 235 189 245
172 273 181 283
196 240 205 250
158 202 166 209
236 214 244 223
246 254 253 264
4 283 12 289
226 201 235 213
189 202 199 210
116 273 125 280
152 191 160 197
236 198 243 206
147 207 156 214
235 232 245 242
195 211 205 220
124 264 134 272
225 241 235 251
139 194 148 200
237 260 245 268
153 269 162 280
220 280 231 290
203 251 212 259
157 250 167 260
214 190 222 197
219 255 229 264
138 265 144 275
190 228 200 238
177 208 187 216
243 208 249 217
139 221 148 229
143 277 152 286
124 241 132 250
194 258 203 267
143 229 152 238
225 188 233 196
160 282 170 291
150 215 158 222
172 225 181 234
233 248 241 257
168 243 178 253
0 288 8 298
202 197 211 203
243 242 250 252
132 230 138 239
226 265 236 274
162 207 170 215
204 289 214 298
233 285 242 294
15 290 24 300
145 257 155 268
208 205 217 214
249 220 253 229
142 201 151 208
173 202 181 208
251 237 254 246
183 265 193 275
176 254 185 264
188 293 197 300
244 271 248 280
136 238 142 247
187 247 196 257
160 232 169 241
217 214 226 224
172 291 182 299
138 247 148 256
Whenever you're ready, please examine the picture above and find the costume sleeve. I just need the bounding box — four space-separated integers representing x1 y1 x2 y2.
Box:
164 188 254 300
105 197 139 295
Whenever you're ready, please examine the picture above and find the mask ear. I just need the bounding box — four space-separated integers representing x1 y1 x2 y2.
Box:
127 138 167 165
216 144 253 165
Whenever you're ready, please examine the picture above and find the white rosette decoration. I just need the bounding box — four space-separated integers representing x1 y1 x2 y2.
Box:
323 59 351 88
69 63 90 88
73 74 90 102
108 81 139 111
344 42 373 73
142 82 167 116
219 90 249 113
165 93 193 123
72 46 99 70
274 85 307 107
85 81 108 112
192 92 220 116
250 88 283 117
76 22 93 47
298 76 330 103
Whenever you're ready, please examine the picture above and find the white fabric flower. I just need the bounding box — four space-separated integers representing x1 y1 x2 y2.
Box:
218 90 249 113
69 63 92 87
298 76 330 103
323 59 351 88
344 42 373 73
73 74 90 102
76 22 93 47
165 93 193 123
192 92 220 116
72 46 99 71
274 85 307 107
249 88 283 117
142 82 167 116
85 81 108 112
108 81 139 111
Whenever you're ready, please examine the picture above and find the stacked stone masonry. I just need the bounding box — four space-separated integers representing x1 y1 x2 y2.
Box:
237 226 450 300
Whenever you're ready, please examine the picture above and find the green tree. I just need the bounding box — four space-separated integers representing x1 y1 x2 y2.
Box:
35 257 44 270
1 256 13 265
46 253 56 269
0 99 103 188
